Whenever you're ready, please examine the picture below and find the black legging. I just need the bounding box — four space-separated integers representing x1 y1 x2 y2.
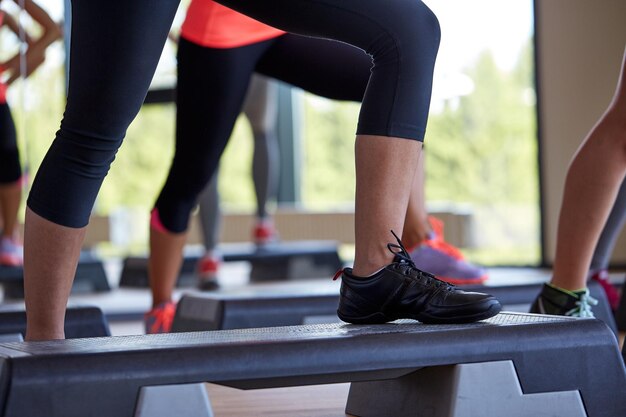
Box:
0 103 20 184
27 0 440 228
155 34 372 232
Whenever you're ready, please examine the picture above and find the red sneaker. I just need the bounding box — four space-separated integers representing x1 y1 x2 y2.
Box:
196 255 220 291
144 301 176 334
253 220 278 245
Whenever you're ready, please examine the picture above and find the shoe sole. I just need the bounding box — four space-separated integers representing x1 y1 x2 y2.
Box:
416 301 502 324
338 300 502 325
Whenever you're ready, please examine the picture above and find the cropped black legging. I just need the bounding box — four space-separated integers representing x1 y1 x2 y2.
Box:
0 103 20 184
27 0 440 228
154 34 373 232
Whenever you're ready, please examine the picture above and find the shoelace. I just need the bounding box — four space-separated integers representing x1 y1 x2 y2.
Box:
387 230 453 290
565 290 598 318
332 231 456 291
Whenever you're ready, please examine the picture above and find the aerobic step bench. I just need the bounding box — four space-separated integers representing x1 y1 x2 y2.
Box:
119 240 343 287
0 251 110 299
171 278 618 335
0 306 110 339
0 312 624 417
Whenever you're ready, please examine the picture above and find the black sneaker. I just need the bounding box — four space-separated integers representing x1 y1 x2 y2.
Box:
335 232 501 324
530 283 597 317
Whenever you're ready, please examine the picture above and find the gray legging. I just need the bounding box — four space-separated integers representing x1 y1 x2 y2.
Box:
197 75 279 251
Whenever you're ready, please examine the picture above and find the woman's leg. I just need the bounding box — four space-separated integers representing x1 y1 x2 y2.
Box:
258 32 485 284
403 152 430 246
219 0 500 322
257 31 416 272
532 47 626 316
196 171 222 291
0 102 21 237
243 75 279 224
198 172 222 255
551 51 626 291
353 135 421 274
218 0 438 272
0 179 21 266
24 0 180 340
147 35 369 325
147 39 266 326
195 171 222 287
0 102 23 266
259 34 440 262
0 181 20 240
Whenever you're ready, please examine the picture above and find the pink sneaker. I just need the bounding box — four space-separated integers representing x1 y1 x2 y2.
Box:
144 301 176 334
0 237 23 267
408 217 488 285
426 216 465 260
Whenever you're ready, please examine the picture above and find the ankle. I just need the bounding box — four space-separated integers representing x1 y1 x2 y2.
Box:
26 325 65 341
548 278 587 294
402 223 431 249
351 265 384 278
401 231 428 250
151 298 174 310
546 282 587 296
202 250 221 260
352 256 393 277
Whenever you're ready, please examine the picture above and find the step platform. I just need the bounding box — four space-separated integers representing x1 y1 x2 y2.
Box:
0 251 110 299
0 313 623 417
172 279 618 335
0 306 110 338
118 240 343 288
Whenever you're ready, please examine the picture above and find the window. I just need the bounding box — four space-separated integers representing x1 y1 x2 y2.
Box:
8 1 539 264
298 0 539 265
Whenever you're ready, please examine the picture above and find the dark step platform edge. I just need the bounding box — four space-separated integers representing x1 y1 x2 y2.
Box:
0 313 623 417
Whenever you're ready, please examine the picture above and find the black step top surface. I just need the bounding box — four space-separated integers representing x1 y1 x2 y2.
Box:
0 312 583 357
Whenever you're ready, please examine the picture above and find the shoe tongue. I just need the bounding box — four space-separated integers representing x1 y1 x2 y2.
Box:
393 254 411 265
